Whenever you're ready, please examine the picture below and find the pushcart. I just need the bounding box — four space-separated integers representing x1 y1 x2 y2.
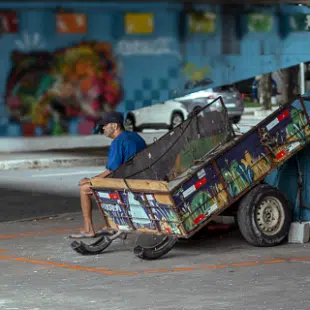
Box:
71 96 310 260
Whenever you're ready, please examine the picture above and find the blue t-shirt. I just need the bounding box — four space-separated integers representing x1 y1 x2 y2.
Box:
106 131 147 171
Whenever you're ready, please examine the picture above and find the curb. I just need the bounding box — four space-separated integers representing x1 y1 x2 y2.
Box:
0 156 107 171
244 106 278 116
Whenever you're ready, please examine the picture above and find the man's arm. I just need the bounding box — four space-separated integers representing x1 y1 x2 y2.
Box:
79 169 111 186
94 170 111 178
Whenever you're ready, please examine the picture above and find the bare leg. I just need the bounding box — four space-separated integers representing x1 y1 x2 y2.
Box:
70 182 96 238
69 179 114 239
80 183 95 235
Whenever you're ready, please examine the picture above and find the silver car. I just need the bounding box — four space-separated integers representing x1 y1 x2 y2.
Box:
125 85 244 132
177 85 244 124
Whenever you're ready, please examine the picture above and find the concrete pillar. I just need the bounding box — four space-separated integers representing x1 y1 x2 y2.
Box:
300 63 305 95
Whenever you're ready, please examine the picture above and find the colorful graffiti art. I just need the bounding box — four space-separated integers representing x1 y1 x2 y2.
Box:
96 190 182 235
264 107 310 164
172 165 229 232
5 41 122 136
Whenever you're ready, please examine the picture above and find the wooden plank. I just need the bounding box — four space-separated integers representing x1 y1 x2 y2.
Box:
154 194 174 205
91 177 169 192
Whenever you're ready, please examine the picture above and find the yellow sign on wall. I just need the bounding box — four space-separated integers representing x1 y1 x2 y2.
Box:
125 13 154 34
189 12 216 33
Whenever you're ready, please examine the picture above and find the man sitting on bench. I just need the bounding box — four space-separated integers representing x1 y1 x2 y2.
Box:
69 111 147 239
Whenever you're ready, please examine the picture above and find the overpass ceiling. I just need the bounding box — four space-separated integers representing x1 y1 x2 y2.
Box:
0 0 308 3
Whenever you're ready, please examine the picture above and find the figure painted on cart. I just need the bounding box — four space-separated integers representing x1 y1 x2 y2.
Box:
69 111 147 239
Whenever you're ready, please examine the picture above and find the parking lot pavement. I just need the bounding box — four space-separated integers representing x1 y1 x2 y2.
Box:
1 211 310 310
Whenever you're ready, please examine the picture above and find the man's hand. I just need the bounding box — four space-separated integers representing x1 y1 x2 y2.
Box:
79 177 91 186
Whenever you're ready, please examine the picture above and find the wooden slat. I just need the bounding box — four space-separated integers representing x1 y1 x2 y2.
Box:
154 194 174 205
91 177 169 192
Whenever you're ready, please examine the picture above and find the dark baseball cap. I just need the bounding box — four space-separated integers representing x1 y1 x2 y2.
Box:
94 111 124 134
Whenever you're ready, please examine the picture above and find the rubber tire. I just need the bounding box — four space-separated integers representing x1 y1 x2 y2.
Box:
193 106 202 114
70 236 112 255
170 112 184 129
237 184 292 247
232 116 241 124
133 236 177 260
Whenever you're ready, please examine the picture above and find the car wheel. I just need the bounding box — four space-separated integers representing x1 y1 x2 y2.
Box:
232 116 241 124
237 184 292 247
171 112 184 129
193 106 202 114
125 115 136 132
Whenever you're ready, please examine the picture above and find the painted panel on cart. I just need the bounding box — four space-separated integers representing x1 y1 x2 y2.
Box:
119 191 181 234
172 164 229 232
216 131 272 198
261 106 310 164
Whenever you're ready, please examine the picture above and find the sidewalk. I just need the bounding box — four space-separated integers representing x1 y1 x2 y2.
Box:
243 106 278 116
0 150 109 171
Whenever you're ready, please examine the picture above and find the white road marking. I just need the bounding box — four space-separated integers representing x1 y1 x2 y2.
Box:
31 171 103 178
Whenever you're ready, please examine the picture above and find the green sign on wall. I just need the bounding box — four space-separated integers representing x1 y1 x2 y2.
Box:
189 12 216 33
289 14 310 32
247 13 273 32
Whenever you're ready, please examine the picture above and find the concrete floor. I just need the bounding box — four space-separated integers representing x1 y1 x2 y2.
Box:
0 212 310 310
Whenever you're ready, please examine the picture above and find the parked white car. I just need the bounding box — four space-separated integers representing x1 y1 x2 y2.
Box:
125 85 244 132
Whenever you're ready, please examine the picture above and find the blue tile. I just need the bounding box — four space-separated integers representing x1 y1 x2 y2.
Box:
142 100 152 107
0 125 7 136
158 78 169 90
142 78 153 90
7 123 22 136
151 90 160 100
168 67 179 79
125 100 135 111
133 89 144 101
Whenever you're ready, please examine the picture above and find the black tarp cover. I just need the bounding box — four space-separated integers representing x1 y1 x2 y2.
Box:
109 102 233 181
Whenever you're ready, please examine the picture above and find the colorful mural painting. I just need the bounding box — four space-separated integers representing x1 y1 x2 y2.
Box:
5 41 122 136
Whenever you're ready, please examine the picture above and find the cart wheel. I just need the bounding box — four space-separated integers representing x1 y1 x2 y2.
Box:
133 235 177 260
71 236 112 255
237 183 292 247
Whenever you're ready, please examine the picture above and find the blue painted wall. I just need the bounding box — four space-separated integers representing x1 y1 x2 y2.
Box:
0 2 310 136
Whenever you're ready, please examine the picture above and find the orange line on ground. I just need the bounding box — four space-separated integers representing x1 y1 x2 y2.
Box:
200 264 229 269
289 257 310 262
0 225 102 240
144 269 170 274
0 255 115 274
263 259 286 264
231 261 260 267
0 235 17 239
0 250 8 253
172 267 197 272
1 254 310 276
114 271 140 275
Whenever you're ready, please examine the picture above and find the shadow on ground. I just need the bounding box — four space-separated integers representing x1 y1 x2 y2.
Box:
0 185 80 222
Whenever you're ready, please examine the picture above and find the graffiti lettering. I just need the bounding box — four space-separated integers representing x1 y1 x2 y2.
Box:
116 37 180 57
15 32 45 51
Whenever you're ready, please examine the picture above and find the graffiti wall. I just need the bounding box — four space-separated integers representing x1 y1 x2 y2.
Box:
5 41 122 136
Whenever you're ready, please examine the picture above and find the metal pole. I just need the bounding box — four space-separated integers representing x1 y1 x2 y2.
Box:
300 62 305 95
